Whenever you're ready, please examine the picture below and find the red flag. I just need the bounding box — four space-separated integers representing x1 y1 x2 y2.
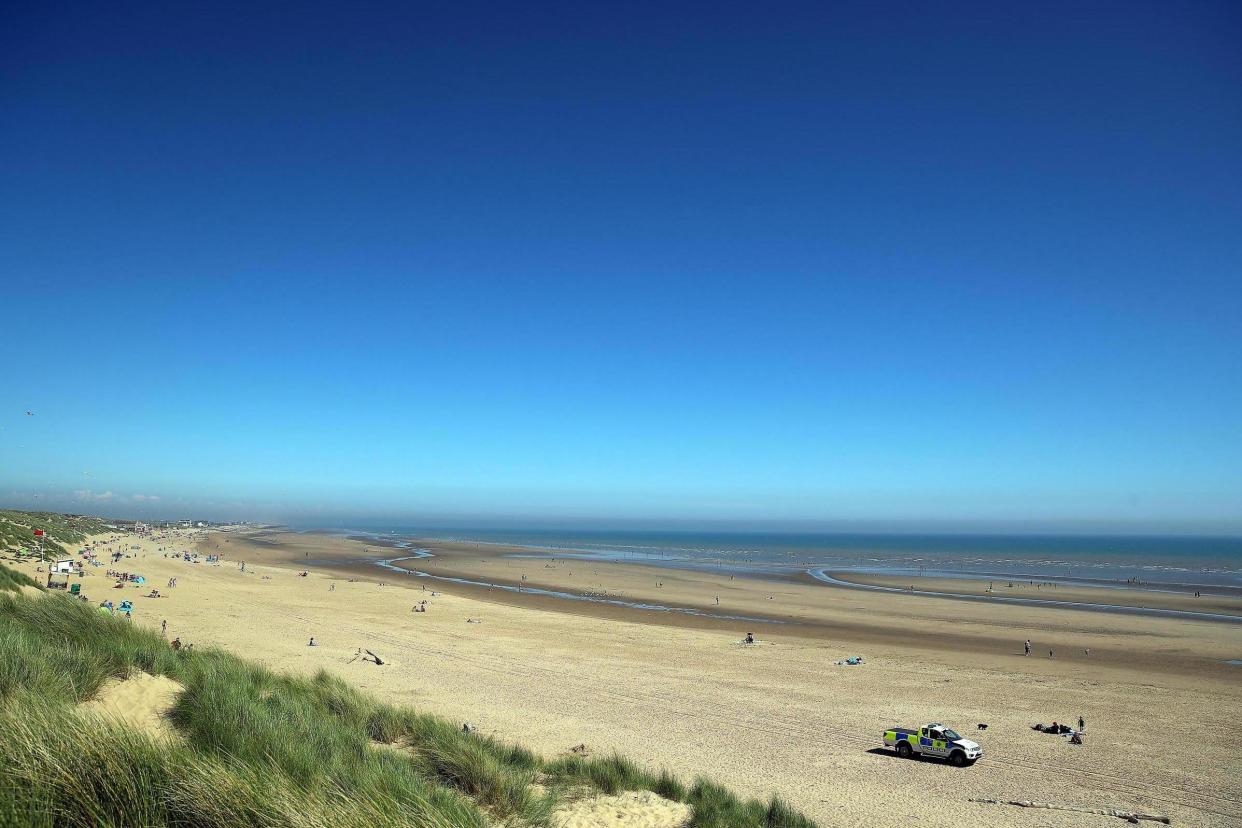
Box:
33 530 45 537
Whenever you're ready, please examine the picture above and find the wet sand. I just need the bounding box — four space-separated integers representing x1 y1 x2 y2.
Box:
830 572 1242 616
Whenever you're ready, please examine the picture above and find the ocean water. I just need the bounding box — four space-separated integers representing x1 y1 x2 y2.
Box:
336 527 1242 591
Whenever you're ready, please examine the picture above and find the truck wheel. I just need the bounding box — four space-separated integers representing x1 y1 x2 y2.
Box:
896 742 912 759
950 751 966 767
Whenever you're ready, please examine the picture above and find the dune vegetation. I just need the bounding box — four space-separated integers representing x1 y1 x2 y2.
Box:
0 509 123 560
0 560 41 594
0 564 816 828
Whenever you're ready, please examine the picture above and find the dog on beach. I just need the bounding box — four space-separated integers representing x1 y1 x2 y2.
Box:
976 723 989 730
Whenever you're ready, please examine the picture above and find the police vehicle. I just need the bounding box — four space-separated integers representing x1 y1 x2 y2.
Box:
883 723 982 766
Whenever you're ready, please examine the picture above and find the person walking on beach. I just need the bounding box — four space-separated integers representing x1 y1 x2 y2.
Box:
1078 715 1085 732
161 619 167 637
1024 639 1031 656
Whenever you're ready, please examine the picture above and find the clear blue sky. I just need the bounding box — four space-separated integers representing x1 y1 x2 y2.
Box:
2 1 1240 531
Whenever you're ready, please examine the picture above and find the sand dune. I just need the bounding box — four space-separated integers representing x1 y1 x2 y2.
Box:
79 671 183 742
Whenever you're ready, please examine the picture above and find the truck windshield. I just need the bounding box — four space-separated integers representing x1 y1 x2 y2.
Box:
942 729 961 740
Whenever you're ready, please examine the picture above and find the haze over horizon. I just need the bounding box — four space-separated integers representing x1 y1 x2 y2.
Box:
3 2 1241 534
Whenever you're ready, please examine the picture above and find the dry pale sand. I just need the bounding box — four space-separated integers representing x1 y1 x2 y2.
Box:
552 790 691 828
23 528 1242 828
79 671 183 742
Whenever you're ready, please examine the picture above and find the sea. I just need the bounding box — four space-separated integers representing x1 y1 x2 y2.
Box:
320 527 1242 593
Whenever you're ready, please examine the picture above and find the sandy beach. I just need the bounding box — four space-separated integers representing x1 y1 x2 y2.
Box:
22 527 1242 827
827 571 1242 617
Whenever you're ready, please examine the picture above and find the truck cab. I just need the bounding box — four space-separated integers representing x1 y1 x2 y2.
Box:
917 724 961 759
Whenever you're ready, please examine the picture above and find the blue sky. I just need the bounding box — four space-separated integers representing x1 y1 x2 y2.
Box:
2 1 1240 531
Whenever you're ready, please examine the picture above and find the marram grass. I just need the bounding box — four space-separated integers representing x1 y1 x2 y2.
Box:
0 560 41 593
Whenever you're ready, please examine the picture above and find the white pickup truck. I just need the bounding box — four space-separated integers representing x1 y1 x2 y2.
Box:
883 723 982 766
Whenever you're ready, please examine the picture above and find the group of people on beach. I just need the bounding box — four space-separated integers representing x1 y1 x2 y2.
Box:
1033 715 1086 744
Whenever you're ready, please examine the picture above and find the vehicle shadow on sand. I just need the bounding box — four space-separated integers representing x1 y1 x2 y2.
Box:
866 747 968 767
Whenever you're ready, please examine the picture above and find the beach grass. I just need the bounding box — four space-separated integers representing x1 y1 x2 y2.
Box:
0 560 41 593
0 578 817 827
0 509 121 560
684 780 816 828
